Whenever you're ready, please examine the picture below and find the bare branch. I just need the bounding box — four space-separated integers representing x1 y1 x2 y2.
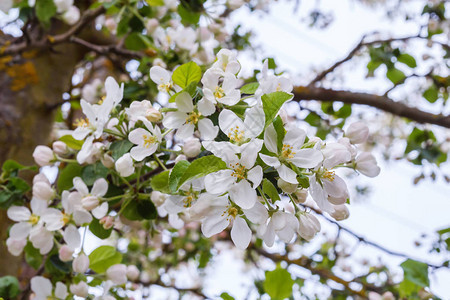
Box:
0 7 105 57
69 37 146 60
293 86 450 128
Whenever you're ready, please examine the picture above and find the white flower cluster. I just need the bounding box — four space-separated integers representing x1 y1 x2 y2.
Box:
6 49 380 297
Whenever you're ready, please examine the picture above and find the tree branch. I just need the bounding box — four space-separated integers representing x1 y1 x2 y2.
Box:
293 86 450 128
69 37 146 59
0 7 105 57
300 203 448 269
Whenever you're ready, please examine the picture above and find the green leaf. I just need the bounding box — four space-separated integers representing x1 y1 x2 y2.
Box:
177 156 227 189
399 279 421 298
44 255 71 280
177 4 201 25
57 163 83 192
263 265 294 300
172 62 202 89
220 292 235 300
0 276 20 299
240 82 259 94
89 246 123 274
423 86 439 103
386 67 406 84
146 0 164 6
400 259 430 287
335 104 352 119
24 243 42 270
35 0 57 24
262 179 280 202
150 170 171 194
273 116 285 152
124 33 152 51
59 135 83 150
397 53 417 68
89 218 113 239
81 162 109 186
110 140 134 160
137 199 157 219
2 160 26 173
169 160 191 192
261 92 293 129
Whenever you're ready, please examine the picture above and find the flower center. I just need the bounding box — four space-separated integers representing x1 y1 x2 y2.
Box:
281 144 296 159
227 126 245 144
230 163 247 180
29 214 39 225
222 205 238 221
214 86 225 99
158 82 172 93
183 190 199 208
73 118 89 128
143 135 157 148
322 170 335 182
276 83 282 92
185 111 202 125
62 213 71 225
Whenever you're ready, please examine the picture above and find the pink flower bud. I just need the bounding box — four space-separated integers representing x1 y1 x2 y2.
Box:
106 264 128 285
355 152 380 178
146 107 162 123
100 216 114 230
298 213 321 241
33 145 54 166
73 253 89 273
58 245 74 262
6 238 26 256
126 265 140 281
183 138 201 158
70 281 88 297
52 141 68 156
145 19 159 34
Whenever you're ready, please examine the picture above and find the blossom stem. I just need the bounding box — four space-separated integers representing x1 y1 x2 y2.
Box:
161 128 173 138
56 156 78 163
104 128 126 138
154 154 167 171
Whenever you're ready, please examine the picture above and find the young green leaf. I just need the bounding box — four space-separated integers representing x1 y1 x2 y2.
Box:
172 62 202 89
262 179 280 202
261 91 293 129
150 170 171 194
169 160 191 192
263 265 294 300
89 246 123 273
177 156 227 189
400 259 430 287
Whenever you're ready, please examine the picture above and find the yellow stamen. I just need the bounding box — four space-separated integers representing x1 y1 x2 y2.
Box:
73 118 89 128
185 111 202 125
62 213 70 225
158 82 172 93
143 135 157 148
323 170 335 181
29 214 39 225
230 163 247 180
214 86 225 99
227 126 245 144
221 205 238 221
281 144 296 159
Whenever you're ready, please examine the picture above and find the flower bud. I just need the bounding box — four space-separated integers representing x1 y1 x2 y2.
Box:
146 107 162 123
115 153 135 177
70 281 88 297
33 145 54 166
104 18 117 32
6 238 26 256
355 152 380 178
62 5 80 25
33 173 50 185
100 216 114 230
382 292 395 300
145 18 159 34
298 213 321 241
175 154 187 163
277 178 297 194
150 191 166 207
101 153 115 169
183 138 202 158
293 189 308 203
152 58 167 69
106 264 128 285
58 245 74 262
52 141 68 156
54 0 73 13
126 265 140 281
345 121 369 144
73 253 89 273
330 204 349 221
33 181 55 201
81 195 99 211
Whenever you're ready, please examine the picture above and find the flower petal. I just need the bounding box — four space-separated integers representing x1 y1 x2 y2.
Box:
92 178 108 197
204 170 235 195
229 180 257 209
264 123 278 153
277 164 298 184
231 217 252 249
290 149 323 168
7 206 31 222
